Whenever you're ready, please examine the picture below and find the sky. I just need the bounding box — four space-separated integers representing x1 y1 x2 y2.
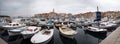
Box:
0 0 120 17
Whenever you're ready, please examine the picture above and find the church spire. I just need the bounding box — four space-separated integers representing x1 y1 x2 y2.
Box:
52 8 54 13
97 6 99 11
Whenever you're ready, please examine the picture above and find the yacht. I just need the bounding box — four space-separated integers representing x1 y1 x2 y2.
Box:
85 26 107 32
92 22 117 29
2 22 26 29
8 26 27 33
0 21 8 27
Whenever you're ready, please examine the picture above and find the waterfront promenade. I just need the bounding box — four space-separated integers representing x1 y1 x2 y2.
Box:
100 26 120 44
0 37 7 44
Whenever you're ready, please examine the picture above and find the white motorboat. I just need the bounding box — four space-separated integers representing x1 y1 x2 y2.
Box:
78 19 94 26
46 21 54 26
39 18 47 25
0 21 8 27
108 19 120 24
2 22 26 29
92 22 117 29
31 29 54 44
86 26 107 32
59 25 77 38
21 26 41 39
8 26 27 33
21 26 41 34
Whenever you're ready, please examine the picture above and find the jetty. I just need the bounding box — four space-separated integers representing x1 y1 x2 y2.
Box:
0 37 8 44
100 26 120 44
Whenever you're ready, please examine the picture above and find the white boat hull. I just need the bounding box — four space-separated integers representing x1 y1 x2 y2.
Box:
21 26 41 39
2 25 26 29
85 27 107 32
31 29 54 44
93 25 117 29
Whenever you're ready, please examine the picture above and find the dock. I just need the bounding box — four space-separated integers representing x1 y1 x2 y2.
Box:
100 26 120 44
0 37 8 44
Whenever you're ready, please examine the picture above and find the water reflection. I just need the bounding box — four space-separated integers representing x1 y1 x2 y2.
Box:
84 30 107 40
60 34 77 44
0 27 115 44
54 27 106 44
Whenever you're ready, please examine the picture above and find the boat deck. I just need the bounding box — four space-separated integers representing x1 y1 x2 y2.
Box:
100 26 120 44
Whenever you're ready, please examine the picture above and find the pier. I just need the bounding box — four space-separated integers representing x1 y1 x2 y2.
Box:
100 26 120 44
0 38 8 44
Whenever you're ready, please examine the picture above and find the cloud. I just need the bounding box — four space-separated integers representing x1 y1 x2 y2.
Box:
0 0 33 16
28 0 55 15
0 0 120 17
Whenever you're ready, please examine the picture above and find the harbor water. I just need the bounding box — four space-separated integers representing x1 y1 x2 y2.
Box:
0 26 117 44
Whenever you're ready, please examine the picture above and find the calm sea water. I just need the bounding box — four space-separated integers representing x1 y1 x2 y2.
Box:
54 27 107 44
0 27 116 44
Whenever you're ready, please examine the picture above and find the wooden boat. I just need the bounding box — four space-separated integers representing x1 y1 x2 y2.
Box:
59 25 77 38
31 29 54 44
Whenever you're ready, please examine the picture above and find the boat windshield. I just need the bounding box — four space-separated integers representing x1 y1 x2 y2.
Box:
40 19 46 21
47 21 54 24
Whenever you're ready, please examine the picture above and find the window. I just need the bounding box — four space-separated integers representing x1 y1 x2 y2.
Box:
13 24 15 26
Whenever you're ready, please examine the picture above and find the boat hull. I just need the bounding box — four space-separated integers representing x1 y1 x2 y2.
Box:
93 25 118 29
59 27 77 39
59 32 75 39
2 26 25 29
31 29 54 44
